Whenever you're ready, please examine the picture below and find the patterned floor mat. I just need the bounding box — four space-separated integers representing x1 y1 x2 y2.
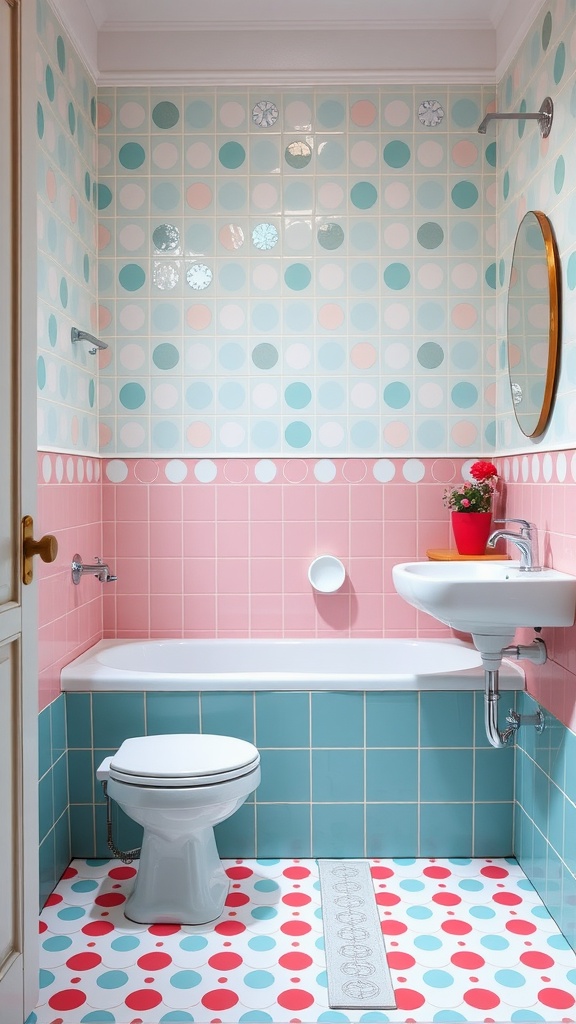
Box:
29 857 576 1023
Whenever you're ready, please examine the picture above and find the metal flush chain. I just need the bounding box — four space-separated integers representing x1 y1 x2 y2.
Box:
101 781 141 865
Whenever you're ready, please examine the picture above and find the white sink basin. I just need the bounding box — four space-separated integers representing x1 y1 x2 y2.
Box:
392 560 576 635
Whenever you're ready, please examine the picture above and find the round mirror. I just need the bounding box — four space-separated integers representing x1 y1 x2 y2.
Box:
507 210 560 437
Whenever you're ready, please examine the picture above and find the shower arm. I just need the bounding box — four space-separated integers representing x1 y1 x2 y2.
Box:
477 97 553 137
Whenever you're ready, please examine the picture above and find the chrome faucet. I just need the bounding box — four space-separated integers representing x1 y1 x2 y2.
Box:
487 518 542 572
72 554 117 585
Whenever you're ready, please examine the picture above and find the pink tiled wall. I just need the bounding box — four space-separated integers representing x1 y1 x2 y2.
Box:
101 457 457 641
37 453 103 711
497 453 576 732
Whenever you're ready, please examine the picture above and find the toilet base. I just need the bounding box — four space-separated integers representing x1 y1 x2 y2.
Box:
125 824 229 925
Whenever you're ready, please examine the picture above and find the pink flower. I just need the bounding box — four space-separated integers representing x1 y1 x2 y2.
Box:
461 498 471 507
470 460 498 483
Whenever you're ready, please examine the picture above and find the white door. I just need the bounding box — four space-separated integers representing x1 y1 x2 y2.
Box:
0 0 41 1019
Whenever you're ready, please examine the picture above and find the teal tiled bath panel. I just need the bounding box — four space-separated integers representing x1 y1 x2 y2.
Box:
65 688 515 860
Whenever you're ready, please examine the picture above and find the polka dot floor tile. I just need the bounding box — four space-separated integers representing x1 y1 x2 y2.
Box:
31 858 576 1023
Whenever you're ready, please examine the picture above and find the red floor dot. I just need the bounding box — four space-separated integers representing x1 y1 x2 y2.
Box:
44 893 63 906
208 952 243 970
520 951 555 969
464 988 500 1010
493 891 522 905
376 892 401 906
451 952 485 970
125 990 163 1011
371 866 394 879
380 920 407 935
506 919 536 935
283 866 311 879
538 988 576 1009
423 866 451 878
49 990 87 1011
279 952 313 970
277 988 315 1010
395 989 426 1010
433 892 461 906
62 867 78 879
441 919 472 935
215 920 246 935
283 893 311 907
39 921 48 933
148 924 181 936
481 866 509 878
226 866 253 879
387 952 416 970
137 952 172 971
95 892 125 907
109 865 137 879
66 953 102 971
281 921 311 936
82 921 114 936
201 989 239 1010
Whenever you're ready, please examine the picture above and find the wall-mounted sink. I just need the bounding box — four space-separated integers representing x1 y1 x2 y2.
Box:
392 560 576 637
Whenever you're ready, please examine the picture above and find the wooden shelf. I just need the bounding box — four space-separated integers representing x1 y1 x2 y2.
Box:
426 549 511 561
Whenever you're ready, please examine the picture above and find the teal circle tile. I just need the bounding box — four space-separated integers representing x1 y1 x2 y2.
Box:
351 420 377 447
152 421 179 449
89 379 95 408
542 10 552 50
407 905 433 919
417 180 445 210
48 314 57 347
317 99 345 128
318 341 345 369
284 302 312 331
416 419 444 448
417 301 444 330
350 302 378 330
45 64 54 101
485 141 496 168
37 356 46 390
97 184 112 211
384 262 410 289
318 381 345 408
284 181 312 211
248 935 277 951
37 101 44 139
451 98 479 127
567 251 576 289
485 262 496 289
59 366 69 398
59 277 68 308
153 101 180 129
498 259 506 286
285 382 311 409
384 381 410 408
57 906 85 920
152 182 180 211
350 181 377 209
219 263 246 291
451 341 477 369
417 222 444 249
153 223 180 251
350 221 378 251
451 382 478 408
252 421 280 448
85 172 92 202
42 935 72 952
518 99 527 138
153 342 180 369
56 35 66 72
169 970 202 990
252 342 279 369
90 95 97 126
317 140 345 170
39 970 55 989
502 169 510 200
119 382 146 409
485 418 496 447
152 303 179 331
68 102 76 135
318 223 344 250
219 381 245 409
179 935 209 951
243 970 275 989
252 303 279 331
554 155 565 194
119 142 145 169
351 262 378 289
451 180 478 209
83 253 90 283
187 382 213 408
185 99 213 129
251 906 277 920
218 181 246 210
219 141 246 169
285 421 311 448
119 263 145 291
285 263 311 290
383 140 410 168
219 342 245 369
451 221 478 250
285 141 312 168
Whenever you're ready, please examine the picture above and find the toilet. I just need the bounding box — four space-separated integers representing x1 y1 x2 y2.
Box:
96 733 260 925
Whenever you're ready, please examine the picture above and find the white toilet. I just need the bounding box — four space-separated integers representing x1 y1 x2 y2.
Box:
96 733 260 925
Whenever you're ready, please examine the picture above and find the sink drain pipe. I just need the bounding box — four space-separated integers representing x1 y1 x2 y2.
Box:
481 638 547 749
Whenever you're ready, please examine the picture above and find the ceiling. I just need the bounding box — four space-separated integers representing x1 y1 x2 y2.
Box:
51 0 546 84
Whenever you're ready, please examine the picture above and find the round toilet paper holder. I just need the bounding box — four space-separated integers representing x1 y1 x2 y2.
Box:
308 555 346 594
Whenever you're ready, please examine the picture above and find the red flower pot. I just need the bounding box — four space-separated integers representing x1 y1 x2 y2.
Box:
451 511 493 556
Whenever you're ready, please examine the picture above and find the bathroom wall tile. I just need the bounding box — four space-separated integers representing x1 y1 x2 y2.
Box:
92 693 145 748
51 698 67 761
200 692 254 742
473 803 513 856
39 706 52 779
39 773 55 844
420 803 473 857
256 804 311 858
52 754 69 824
65 694 93 749
39 833 56 910
215 803 256 858
311 692 364 747
146 692 201 734
474 747 514 802
420 691 474 747
312 749 364 803
258 750 310 802
70 805 95 859
255 692 310 748
420 749 473 802
68 750 95 805
366 692 419 747
366 749 418 802
366 803 418 857
312 804 365 858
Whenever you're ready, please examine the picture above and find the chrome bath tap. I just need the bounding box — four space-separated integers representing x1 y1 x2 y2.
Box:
72 555 117 584
487 518 542 572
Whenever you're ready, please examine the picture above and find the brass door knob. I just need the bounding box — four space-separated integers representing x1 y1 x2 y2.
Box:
22 515 58 585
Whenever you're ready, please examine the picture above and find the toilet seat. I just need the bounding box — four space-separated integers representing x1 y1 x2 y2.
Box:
108 733 260 787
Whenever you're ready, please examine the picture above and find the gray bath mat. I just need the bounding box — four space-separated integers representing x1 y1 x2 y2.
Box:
317 859 397 1010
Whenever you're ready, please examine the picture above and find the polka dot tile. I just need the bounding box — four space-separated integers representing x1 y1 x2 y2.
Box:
33 858 576 1023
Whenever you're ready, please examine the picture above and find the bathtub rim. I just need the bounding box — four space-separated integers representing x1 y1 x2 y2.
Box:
60 637 525 692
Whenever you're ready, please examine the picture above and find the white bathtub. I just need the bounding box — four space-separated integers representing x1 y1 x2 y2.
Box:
60 638 524 692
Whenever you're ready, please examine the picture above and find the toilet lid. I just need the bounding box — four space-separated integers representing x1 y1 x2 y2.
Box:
109 734 260 787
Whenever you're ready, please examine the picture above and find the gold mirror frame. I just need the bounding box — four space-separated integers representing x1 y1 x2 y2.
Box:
507 210 560 438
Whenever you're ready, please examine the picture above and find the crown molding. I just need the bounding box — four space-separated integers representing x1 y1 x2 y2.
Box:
494 0 547 81
96 69 498 87
47 0 99 82
100 17 494 33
